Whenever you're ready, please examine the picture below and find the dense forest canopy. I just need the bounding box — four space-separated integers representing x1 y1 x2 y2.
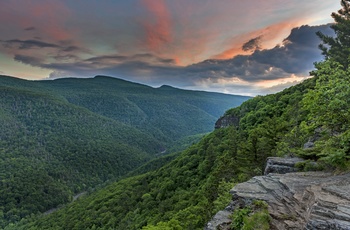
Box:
0 76 248 228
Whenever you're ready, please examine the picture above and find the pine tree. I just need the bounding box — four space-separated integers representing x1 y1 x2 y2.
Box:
316 0 350 68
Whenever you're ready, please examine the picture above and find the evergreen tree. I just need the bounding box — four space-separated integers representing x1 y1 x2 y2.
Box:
316 0 350 68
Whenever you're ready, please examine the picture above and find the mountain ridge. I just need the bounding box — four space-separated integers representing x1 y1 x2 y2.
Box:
0 74 250 228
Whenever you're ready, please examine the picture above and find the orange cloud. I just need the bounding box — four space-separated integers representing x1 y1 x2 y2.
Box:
140 0 172 51
212 20 304 60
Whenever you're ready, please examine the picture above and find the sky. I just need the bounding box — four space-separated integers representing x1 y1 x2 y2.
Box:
0 0 340 96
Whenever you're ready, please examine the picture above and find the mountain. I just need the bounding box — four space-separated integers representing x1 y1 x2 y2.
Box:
5 76 316 229
12 55 350 229
15 75 249 146
0 75 249 228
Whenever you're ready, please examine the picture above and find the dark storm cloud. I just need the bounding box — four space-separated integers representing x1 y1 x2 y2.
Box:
1 39 85 55
250 24 334 74
242 36 262 51
183 56 286 83
180 24 334 83
14 54 44 66
2 39 60 49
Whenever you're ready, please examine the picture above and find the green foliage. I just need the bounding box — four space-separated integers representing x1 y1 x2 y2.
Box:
213 180 236 214
317 0 350 68
142 219 182 230
317 130 350 169
0 84 161 228
296 0 350 169
0 75 249 228
7 68 349 229
7 127 267 230
303 60 350 133
7 72 322 229
167 133 207 153
295 160 324 172
299 60 350 167
231 200 270 230
231 207 251 230
38 76 250 147
6 54 350 229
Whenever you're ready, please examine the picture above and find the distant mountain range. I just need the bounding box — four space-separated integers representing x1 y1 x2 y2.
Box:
4 75 321 230
0 75 249 227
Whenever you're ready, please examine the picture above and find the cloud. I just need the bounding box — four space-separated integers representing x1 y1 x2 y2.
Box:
2 39 60 49
24 27 35 31
61 46 82 52
182 25 334 86
251 24 334 74
7 24 334 96
14 54 44 66
212 20 304 60
84 53 177 68
1 39 87 64
53 54 80 62
242 36 262 52
140 0 172 51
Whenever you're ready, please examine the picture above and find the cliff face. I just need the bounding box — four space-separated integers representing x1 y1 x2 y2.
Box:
214 114 240 129
206 158 350 230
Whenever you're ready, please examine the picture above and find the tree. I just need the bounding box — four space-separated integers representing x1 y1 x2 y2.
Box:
316 0 350 69
303 60 350 133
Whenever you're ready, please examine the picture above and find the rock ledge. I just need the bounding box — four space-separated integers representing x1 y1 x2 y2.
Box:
205 160 350 230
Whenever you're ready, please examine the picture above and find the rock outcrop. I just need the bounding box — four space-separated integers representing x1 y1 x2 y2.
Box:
264 157 304 175
205 159 350 230
214 114 240 129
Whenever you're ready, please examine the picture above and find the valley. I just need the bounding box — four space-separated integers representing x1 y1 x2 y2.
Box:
0 75 249 228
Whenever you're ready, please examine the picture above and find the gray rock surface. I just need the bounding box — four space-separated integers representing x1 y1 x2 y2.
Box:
264 157 304 175
205 210 232 230
214 115 239 129
304 141 315 149
206 161 350 229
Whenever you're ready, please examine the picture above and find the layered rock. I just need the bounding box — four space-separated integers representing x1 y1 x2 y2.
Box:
205 160 350 229
264 157 304 175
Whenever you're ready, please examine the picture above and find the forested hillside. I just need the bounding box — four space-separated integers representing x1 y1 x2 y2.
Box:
0 83 161 228
10 76 317 230
29 76 250 146
9 2 350 229
0 76 248 228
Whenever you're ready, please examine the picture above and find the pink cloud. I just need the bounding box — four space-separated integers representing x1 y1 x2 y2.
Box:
140 0 172 51
212 20 304 60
